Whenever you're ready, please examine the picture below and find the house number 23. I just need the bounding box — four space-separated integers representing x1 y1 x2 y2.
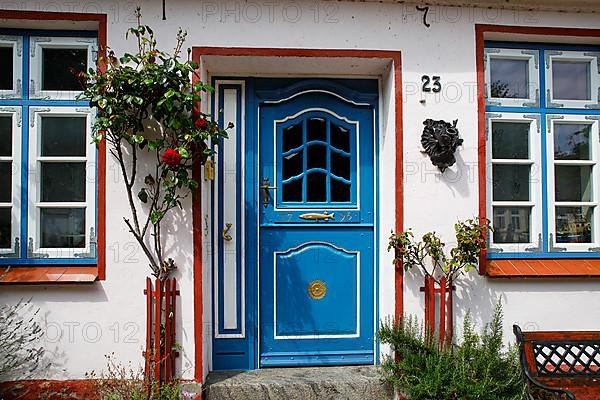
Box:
421 75 442 93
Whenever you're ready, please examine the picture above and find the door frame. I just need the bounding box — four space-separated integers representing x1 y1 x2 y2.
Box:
191 47 404 378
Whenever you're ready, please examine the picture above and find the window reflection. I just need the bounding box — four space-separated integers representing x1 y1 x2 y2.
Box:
493 207 531 243
490 58 529 99
556 206 593 243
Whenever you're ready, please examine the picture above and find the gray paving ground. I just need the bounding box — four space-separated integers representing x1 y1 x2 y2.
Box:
204 366 395 400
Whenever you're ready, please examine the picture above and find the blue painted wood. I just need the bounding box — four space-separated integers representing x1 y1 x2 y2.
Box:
485 42 600 259
257 79 376 367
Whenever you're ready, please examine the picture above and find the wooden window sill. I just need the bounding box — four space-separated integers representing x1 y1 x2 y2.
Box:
487 259 600 277
0 266 98 284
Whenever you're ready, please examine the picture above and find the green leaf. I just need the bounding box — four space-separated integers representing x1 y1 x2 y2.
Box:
137 188 148 203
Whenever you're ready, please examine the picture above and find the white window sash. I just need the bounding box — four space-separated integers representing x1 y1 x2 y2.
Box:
486 113 542 253
547 115 600 252
0 35 23 99
27 106 96 259
0 107 22 257
485 48 540 108
29 36 97 100
545 50 600 110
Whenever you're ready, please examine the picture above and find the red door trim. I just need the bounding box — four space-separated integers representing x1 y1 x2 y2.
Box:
191 46 403 383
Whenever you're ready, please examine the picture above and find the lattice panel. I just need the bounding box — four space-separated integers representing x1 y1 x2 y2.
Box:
533 340 600 376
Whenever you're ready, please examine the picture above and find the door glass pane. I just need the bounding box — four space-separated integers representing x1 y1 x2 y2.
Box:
331 179 350 202
40 207 85 248
282 123 303 152
41 162 86 202
307 144 326 169
492 121 529 159
0 207 10 249
41 116 86 156
492 164 530 201
42 48 87 91
307 118 326 142
282 151 303 180
282 179 302 202
490 58 529 99
331 152 350 180
330 124 350 152
0 47 13 91
552 61 590 100
493 207 531 243
554 124 591 160
556 206 593 243
0 116 11 156
306 172 326 202
0 162 11 202
555 165 592 202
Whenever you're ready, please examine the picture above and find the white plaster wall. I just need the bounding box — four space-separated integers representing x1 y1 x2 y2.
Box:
1 0 600 381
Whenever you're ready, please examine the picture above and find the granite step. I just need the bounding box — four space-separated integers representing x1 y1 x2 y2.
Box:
204 366 394 400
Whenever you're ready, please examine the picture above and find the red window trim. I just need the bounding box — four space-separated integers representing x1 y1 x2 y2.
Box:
476 24 600 277
191 46 404 383
0 10 107 284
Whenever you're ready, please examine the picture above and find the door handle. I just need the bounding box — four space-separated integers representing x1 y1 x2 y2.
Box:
260 178 276 208
222 223 233 242
299 211 335 221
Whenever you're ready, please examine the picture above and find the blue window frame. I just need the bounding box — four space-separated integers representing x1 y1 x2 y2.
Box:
0 30 98 265
485 41 600 259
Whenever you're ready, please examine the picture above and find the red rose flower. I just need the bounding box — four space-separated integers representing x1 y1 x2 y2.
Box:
195 118 208 130
162 148 181 167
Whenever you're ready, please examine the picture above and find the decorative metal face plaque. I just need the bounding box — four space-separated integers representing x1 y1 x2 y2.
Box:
308 280 327 300
421 119 463 172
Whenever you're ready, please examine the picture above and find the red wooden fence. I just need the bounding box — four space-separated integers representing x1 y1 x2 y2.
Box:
421 276 455 348
143 277 179 387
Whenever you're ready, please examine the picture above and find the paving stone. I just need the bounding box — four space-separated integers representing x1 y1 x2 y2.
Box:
204 366 394 400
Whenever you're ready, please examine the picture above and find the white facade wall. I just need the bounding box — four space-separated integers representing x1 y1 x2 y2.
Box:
1 0 599 381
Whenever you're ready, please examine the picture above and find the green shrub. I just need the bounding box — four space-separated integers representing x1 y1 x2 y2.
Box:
378 302 526 400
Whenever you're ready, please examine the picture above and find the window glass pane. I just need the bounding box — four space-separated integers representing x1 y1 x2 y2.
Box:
552 61 590 101
40 162 86 202
554 124 591 160
0 47 13 91
41 116 86 156
40 207 85 248
306 172 326 202
331 179 350 202
556 206 593 243
493 207 531 243
307 144 326 169
490 58 529 99
492 122 529 159
282 123 303 152
282 179 302 202
492 164 530 201
555 165 592 202
282 151 303 180
307 118 326 142
331 152 350 180
0 162 11 202
330 124 350 153
0 116 11 156
0 208 10 249
42 48 87 91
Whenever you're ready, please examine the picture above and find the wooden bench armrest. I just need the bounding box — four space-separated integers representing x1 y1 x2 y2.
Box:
513 325 577 400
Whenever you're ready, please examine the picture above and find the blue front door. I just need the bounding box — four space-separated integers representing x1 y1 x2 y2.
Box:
257 79 377 367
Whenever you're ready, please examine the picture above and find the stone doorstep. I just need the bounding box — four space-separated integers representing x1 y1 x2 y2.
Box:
203 365 395 400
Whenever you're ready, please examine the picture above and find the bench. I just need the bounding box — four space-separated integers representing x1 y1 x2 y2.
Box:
513 325 600 400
